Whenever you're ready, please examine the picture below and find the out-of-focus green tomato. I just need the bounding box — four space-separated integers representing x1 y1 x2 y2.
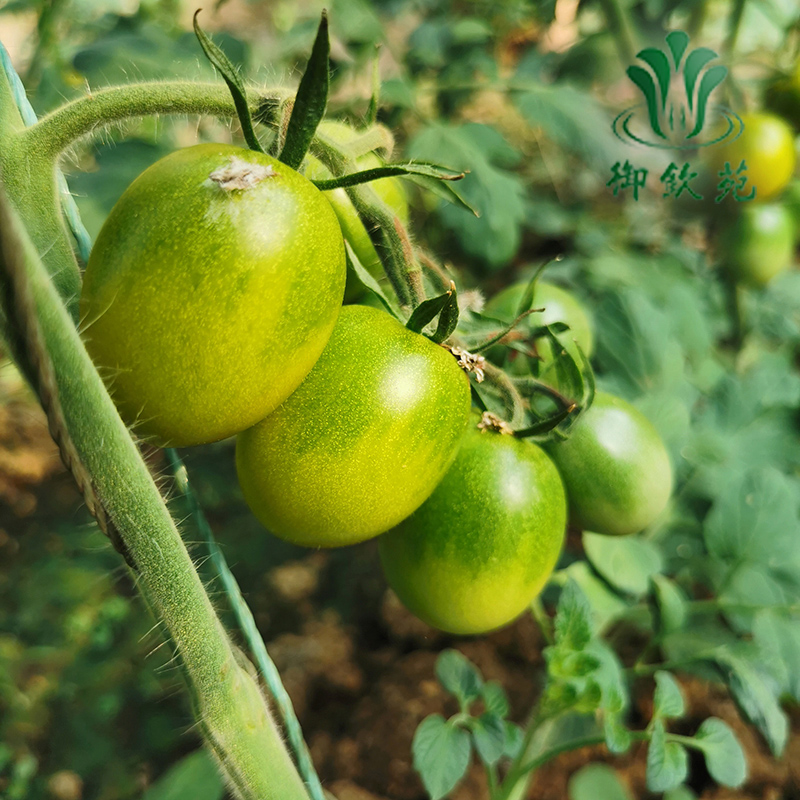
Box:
546 392 673 537
708 113 796 201
718 202 795 287
484 280 594 361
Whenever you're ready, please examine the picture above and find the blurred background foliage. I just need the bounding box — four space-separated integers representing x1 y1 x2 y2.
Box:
2 0 800 797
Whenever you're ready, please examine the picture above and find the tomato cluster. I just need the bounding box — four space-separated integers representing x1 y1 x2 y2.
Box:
80 127 673 636
710 111 799 288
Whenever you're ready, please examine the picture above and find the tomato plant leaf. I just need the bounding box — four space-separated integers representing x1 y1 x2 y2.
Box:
752 610 800 701
345 242 403 322
653 671 685 720
311 161 465 191
143 749 224 800
554 580 593 651
650 575 688 637
480 681 509 718
435 649 483 708
193 12 264 154
502 722 524 759
471 712 507 766
406 289 451 334
712 648 788 757
603 713 632 755
646 720 688 793
693 718 747 788
279 12 330 170
564 562 628 634
664 788 698 800
583 533 663 597
407 122 525 267
432 282 460 344
412 715 471 800
569 764 632 800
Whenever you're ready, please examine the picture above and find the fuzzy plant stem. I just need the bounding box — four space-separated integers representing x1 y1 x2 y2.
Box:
167 449 326 800
0 190 310 800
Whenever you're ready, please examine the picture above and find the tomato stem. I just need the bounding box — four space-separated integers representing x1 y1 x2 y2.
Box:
19 81 287 160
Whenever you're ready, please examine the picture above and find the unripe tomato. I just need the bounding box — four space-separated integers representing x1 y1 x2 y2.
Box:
781 179 800 239
546 392 673 536
709 112 795 201
378 423 567 634
303 121 409 300
80 143 345 447
236 305 471 547
717 202 795 287
484 280 594 359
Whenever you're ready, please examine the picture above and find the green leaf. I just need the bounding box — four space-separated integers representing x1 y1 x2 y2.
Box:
412 715 472 800
143 750 224 800
554 581 593 651
511 79 614 169
583 533 663 597
279 12 330 170
713 649 788 757
345 243 403 322
646 720 688 793
752 610 800 701
435 650 483 707
569 764 632 800
664 788 698 800
311 161 465 190
693 718 747 788
403 174 480 216
471 713 507 766
480 681 509 718
564 562 628 633
407 290 451 334
653 672 685 719
650 575 688 637
603 714 633 755
407 123 526 267
193 12 263 154
704 467 800 570
503 722 524 759
432 283 460 344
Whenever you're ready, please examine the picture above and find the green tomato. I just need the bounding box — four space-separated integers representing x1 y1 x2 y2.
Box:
379 423 567 634
80 144 345 447
236 305 471 547
484 280 594 359
546 392 673 537
303 121 409 301
718 202 795 287
709 112 796 201
781 179 800 240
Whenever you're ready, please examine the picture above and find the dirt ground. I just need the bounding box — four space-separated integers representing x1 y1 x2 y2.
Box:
3 375 799 800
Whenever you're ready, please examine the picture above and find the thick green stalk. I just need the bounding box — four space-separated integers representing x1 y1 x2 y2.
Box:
0 190 310 800
20 81 284 159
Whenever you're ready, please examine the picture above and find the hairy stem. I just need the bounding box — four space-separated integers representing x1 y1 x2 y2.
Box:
0 189 309 800
20 81 286 159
